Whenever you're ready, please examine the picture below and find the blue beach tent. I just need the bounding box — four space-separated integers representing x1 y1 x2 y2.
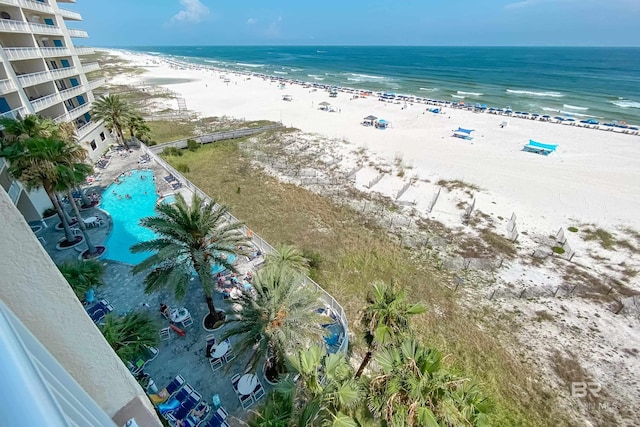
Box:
453 127 475 140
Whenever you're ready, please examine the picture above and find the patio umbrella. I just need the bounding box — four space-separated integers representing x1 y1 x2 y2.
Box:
319 101 331 106
363 115 378 121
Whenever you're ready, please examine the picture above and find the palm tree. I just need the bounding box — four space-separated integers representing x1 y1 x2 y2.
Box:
131 193 249 328
285 344 363 425
58 259 105 300
368 339 492 427
126 112 151 143
265 244 309 276
0 114 58 146
0 136 88 246
100 311 159 363
92 94 132 148
355 281 426 378
220 258 327 381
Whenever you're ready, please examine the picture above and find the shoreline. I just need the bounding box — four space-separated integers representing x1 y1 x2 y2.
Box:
105 48 640 233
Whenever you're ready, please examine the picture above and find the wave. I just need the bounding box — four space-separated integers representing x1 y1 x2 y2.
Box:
506 89 564 98
349 73 385 80
273 71 288 75
236 62 265 68
204 59 219 64
308 74 324 81
457 91 483 96
419 87 438 92
316 50 327 53
289 68 303 72
611 99 640 109
451 94 465 99
563 104 588 111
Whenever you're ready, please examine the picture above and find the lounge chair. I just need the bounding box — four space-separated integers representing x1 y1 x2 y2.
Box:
163 375 185 397
163 175 176 183
210 357 223 372
198 407 228 427
252 383 265 401
231 374 240 393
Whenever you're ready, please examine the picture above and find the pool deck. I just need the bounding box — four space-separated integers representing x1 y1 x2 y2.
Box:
35 146 270 426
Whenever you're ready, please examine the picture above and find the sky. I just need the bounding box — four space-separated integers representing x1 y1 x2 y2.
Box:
69 0 640 47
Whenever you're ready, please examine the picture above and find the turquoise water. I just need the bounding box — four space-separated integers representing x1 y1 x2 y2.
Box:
101 170 158 264
160 194 176 205
129 46 640 124
101 172 238 270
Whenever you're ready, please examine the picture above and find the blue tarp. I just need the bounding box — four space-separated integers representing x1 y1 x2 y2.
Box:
455 127 474 134
528 140 558 151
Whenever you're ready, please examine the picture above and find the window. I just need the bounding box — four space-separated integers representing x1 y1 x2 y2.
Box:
99 132 105 141
90 140 97 151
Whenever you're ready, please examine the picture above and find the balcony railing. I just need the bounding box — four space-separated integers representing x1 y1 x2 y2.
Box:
40 47 70 57
77 120 100 138
17 70 51 87
67 28 88 38
50 66 78 80
8 181 23 204
0 107 27 120
58 7 82 20
87 78 105 91
59 84 86 100
53 111 70 124
0 79 16 94
21 0 54 13
74 46 94 56
67 102 90 120
0 19 30 33
81 62 100 73
29 22 63 35
30 92 62 111
3 47 41 60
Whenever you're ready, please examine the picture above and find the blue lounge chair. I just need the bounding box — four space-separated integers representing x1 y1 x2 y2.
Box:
164 375 185 397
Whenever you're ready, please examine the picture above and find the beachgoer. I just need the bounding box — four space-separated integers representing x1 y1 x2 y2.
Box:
176 407 206 427
125 194 131 199
160 303 170 318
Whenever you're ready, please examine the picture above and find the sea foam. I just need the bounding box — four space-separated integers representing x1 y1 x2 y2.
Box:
419 87 438 92
457 91 483 96
611 99 640 109
236 62 264 68
563 104 588 111
507 89 564 98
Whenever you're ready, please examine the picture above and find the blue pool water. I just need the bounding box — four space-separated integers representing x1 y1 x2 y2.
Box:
101 170 158 264
101 171 239 270
159 194 176 205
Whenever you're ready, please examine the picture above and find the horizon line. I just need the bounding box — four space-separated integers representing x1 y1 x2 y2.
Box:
92 44 640 49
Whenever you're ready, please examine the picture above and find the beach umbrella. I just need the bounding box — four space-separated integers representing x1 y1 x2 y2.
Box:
565 118 575 122
554 116 565 121
542 115 551 119
319 101 331 106
364 115 378 121
532 113 540 117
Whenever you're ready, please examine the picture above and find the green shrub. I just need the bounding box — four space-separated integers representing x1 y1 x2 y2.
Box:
146 140 158 146
186 139 200 151
42 207 58 218
302 248 322 280
175 163 190 173
552 246 565 255
236 186 241 194
568 227 579 233
162 146 183 156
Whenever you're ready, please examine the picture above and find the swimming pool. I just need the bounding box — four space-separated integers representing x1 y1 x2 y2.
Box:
101 170 238 271
159 194 176 205
101 169 158 264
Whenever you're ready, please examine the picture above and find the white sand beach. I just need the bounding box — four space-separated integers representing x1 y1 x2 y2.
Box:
108 49 640 235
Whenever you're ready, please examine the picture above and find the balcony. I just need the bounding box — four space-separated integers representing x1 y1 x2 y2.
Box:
3 47 71 60
0 19 30 33
58 7 82 21
29 22 63 36
0 78 17 94
0 106 27 120
74 46 94 56
67 28 88 38
0 0 52 12
67 102 90 120
53 111 70 124
77 119 100 138
17 70 51 87
81 62 100 73
40 46 70 57
30 92 62 112
59 84 85 100
87 77 105 91
8 181 23 204
50 66 78 80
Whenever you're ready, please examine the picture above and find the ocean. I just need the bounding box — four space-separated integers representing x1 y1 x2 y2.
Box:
126 46 640 125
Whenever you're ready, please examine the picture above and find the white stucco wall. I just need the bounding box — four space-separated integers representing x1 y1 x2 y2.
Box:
0 186 148 417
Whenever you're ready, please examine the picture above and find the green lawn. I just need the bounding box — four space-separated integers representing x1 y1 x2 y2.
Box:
163 137 569 427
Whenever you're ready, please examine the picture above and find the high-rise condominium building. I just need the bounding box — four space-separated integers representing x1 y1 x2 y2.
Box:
0 0 114 223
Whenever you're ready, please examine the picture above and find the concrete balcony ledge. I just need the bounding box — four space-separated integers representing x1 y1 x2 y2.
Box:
74 46 95 56
0 78 16 94
67 28 89 38
17 70 51 87
0 107 27 120
29 22 63 36
81 62 100 73
59 85 86 100
59 7 82 20
30 93 62 112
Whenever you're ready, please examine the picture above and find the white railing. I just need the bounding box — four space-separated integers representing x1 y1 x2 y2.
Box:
29 22 63 35
0 19 30 32
53 111 70 124
0 157 7 172
81 62 100 73
21 0 54 13
87 78 105 91
0 107 26 120
0 79 16 94
40 47 70 57
30 92 61 111
76 120 100 137
59 84 85 100
67 102 90 119
74 46 94 56
8 181 23 204
4 47 41 60
17 70 51 87
67 28 88 38
58 7 81 20
141 141 350 354
50 66 78 80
